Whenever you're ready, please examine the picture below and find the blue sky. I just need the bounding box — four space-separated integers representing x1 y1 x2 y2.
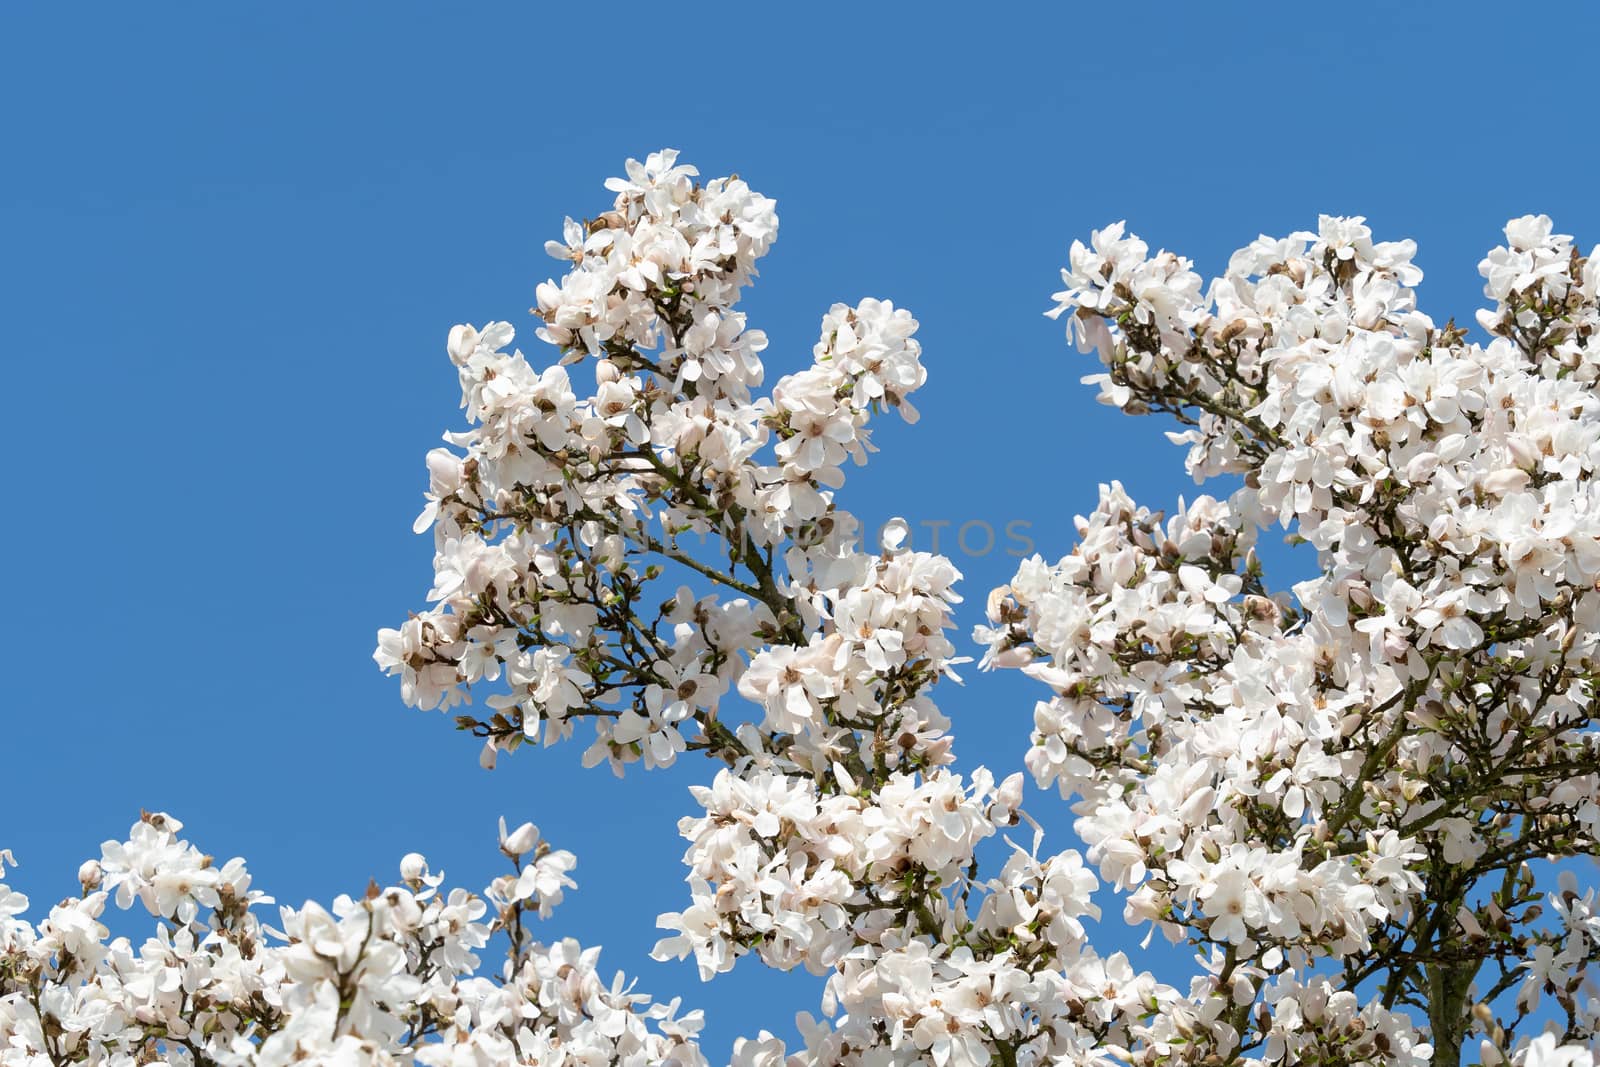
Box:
4 2 1599 1058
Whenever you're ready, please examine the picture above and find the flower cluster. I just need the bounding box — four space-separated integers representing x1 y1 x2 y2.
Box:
375 150 933 782
0 815 704 1066
375 153 1202 1066
11 150 1598 1067
977 212 1600 1064
367 156 1600 1065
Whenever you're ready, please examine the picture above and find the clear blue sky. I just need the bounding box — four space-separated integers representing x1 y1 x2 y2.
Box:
4 3 1598 1058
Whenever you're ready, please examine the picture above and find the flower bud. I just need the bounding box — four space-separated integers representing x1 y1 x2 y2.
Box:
400 852 429 887
500 820 540 858
597 535 626 574
446 324 480 365
77 860 103 891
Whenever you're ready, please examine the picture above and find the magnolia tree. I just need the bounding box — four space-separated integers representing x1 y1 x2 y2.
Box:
3 153 1600 1067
